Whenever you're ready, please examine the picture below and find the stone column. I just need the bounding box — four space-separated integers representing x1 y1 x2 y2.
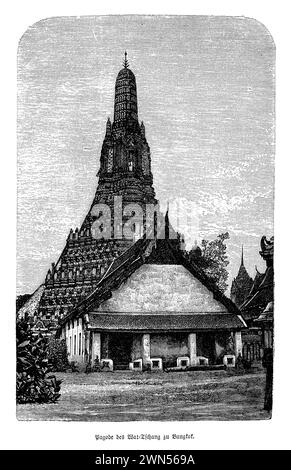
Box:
234 331 243 357
264 329 273 349
91 332 101 365
263 330 268 348
214 336 221 360
141 334 151 365
103 333 109 358
188 333 197 366
84 331 90 361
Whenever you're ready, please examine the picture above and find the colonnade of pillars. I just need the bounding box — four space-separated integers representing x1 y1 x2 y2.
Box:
89 331 243 366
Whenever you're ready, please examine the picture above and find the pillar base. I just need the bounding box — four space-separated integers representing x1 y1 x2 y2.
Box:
188 333 197 366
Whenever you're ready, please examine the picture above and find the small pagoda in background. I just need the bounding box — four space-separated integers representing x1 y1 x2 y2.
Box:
230 247 253 307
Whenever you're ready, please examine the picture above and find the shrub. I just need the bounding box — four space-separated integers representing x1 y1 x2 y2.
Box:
85 361 92 374
68 361 79 372
47 337 69 372
16 318 62 404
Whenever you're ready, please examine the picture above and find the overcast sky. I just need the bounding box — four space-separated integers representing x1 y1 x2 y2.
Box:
17 15 275 295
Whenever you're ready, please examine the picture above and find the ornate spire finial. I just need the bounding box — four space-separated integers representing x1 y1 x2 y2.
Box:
241 245 244 266
123 51 129 68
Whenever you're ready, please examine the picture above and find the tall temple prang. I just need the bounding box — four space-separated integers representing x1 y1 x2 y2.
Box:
30 54 158 329
92 51 156 212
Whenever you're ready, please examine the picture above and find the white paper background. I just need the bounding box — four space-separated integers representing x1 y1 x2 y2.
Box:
1 0 290 450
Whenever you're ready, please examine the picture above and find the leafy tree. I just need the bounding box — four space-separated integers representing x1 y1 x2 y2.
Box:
16 318 62 404
189 232 230 293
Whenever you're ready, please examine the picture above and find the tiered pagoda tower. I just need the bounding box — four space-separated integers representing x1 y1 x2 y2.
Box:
37 53 158 326
93 52 156 210
230 246 253 308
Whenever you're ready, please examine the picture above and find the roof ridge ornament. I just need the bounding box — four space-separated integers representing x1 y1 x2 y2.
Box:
123 51 129 68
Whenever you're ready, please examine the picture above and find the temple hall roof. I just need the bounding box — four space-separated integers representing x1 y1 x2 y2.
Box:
88 312 246 331
59 232 243 329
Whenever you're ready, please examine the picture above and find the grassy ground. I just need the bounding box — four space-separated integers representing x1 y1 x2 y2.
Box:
16 368 270 421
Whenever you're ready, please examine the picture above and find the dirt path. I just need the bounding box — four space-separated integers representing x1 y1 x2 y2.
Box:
17 369 270 421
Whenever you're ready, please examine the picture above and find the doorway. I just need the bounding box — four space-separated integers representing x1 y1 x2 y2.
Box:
197 332 216 364
108 333 133 370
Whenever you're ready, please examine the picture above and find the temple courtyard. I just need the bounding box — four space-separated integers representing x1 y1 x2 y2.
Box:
16 367 270 421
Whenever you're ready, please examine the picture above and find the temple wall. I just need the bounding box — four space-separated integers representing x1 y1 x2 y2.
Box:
150 333 189 364
101 333 110 358
96 265 227 313
64 318 85 364
214 332 228 359
131 334 143 361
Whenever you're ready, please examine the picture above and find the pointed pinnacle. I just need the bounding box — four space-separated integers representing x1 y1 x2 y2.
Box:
123 51 129 68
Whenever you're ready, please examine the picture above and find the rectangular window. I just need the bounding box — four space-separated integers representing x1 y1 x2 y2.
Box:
69 336 72 355
74 334 76 355
79 332 81 355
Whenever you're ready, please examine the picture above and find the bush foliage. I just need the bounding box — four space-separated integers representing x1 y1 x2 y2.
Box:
16 318 62 404
47 337 69 372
